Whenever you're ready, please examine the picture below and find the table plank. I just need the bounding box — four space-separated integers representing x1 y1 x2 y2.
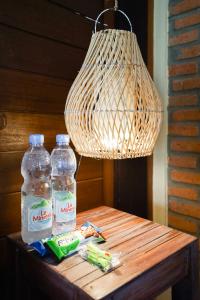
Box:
77 209 132 228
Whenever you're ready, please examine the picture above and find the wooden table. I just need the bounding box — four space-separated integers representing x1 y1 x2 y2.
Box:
7 206 199 300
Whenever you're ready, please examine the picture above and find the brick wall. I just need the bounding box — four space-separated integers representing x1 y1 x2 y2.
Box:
168 0 200 242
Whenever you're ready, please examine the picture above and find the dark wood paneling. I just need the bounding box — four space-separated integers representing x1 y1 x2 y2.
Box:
0 68 71 113
0 0 95 49
0 179 103 235
0 112 66 152
0 0 105 238
103 0 115 29
0 151 103 194
77 157 103 182
0 193 21 236
53 0 104 19
0 152 23 194
115 157 148 218
77 178 103 212
0 24 85 79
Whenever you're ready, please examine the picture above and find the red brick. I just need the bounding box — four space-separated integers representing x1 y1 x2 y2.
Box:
178 44 200 59
169 199 200 219
171 169 200 184
171 140 200 153
169 155 198 168
175 12 200 29
169 62 197 76
168 186 198 200
173 77 200 91
170 0 200 15
169 95 198 106
169 29 198 46
172 109 200 121
168 212 198 233
169 123 199 136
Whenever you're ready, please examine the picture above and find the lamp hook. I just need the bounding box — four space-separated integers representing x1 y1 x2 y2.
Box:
114 0 118 11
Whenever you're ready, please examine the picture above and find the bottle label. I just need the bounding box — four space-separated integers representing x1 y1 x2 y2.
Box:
53 191 76 223
28 197 52 232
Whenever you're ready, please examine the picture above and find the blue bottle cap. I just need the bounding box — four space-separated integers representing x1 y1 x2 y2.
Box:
29 134 44 145
56 134 70 144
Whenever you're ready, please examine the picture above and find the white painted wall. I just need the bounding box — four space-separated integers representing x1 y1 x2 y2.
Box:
153 1 170 300
153 0 169 227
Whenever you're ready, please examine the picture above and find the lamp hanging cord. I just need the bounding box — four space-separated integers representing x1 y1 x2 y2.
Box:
75 155 82 180
114 0 118 11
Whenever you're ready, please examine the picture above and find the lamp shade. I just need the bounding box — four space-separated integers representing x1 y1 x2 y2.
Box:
65 29 162 159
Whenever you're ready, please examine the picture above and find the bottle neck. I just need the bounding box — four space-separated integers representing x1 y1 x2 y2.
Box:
56 142 69 147
30 143 44 149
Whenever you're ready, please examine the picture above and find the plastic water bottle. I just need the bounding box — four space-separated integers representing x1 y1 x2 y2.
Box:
51 134 77 235
21 134 52 244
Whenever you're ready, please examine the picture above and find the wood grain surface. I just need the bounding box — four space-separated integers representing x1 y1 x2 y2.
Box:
0 0 111 238
8 206 199 300
52 0 104 20
0 0 94 49
0 24 86 80
0 68 71 114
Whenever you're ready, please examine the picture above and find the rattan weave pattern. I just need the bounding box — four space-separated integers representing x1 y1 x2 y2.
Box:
65 29 162 159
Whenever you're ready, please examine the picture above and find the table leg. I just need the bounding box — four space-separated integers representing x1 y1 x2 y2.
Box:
172 240 199 300
15 248 31 300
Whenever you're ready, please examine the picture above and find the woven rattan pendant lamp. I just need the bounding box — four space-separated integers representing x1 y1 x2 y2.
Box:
65 1 162 159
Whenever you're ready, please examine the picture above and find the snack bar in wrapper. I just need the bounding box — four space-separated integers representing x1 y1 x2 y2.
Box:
79 242 121 272
45 231 83 261
80 221 106 243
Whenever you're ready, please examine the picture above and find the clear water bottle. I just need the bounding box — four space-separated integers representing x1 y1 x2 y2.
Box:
21 134 52 244
51 134 77 235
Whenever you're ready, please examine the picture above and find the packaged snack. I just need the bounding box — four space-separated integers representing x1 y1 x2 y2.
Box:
79 243 121 272
30 239 50 257
45 231 83 261
27 222 106 262
80 222 106 243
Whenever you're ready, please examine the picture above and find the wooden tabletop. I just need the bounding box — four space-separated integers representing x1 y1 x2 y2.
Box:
8 206 199 300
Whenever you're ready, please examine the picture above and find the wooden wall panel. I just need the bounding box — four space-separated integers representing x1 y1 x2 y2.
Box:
0 0 94 49
53 0 104 19
0 68 71 113
0 0 105 236
0 112 66 151
77 157 103 181
0 152 24 194
77 179 103 212
0 24 85 79
0 193 21 235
